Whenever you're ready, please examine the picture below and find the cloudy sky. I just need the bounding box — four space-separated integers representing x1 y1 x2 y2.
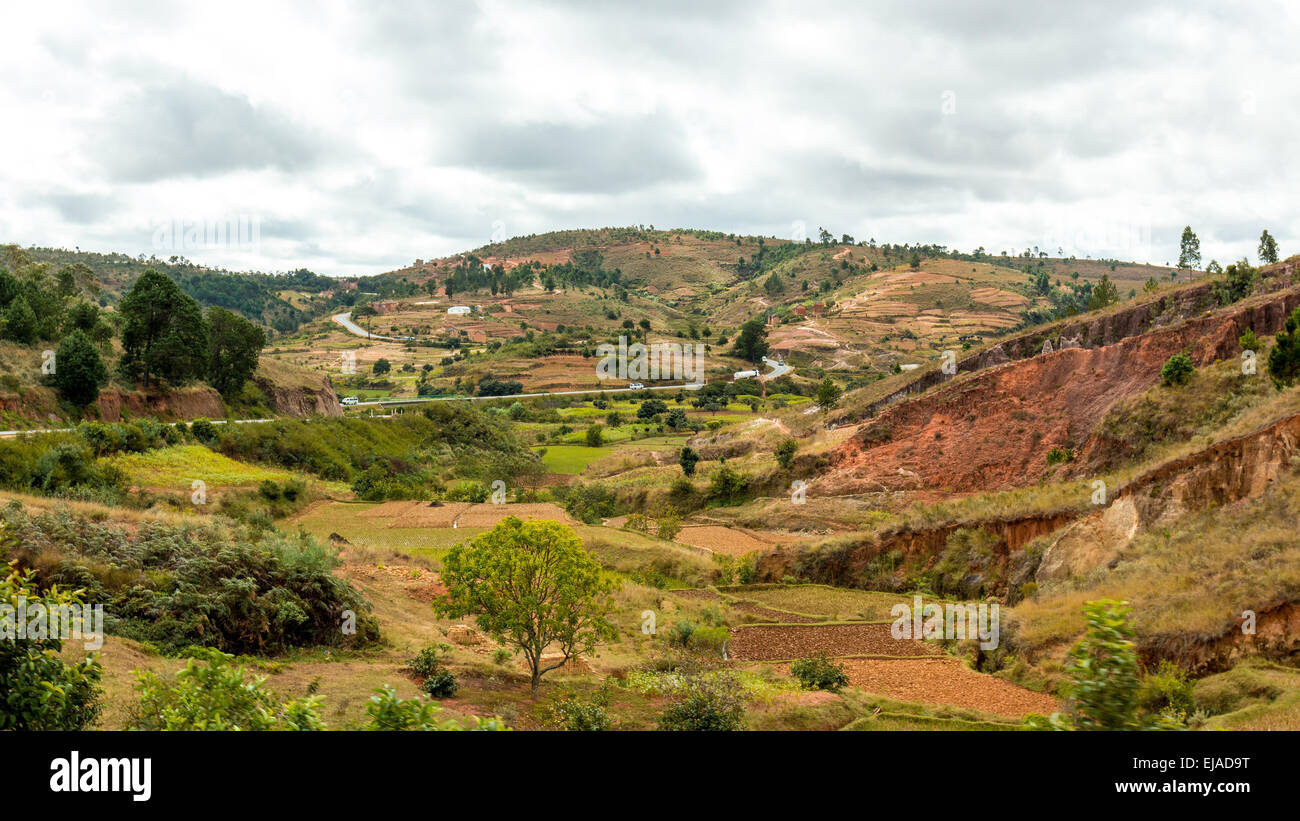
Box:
1 0 1296 276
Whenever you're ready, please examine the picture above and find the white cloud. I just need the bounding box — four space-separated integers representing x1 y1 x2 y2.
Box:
0 0 1296 275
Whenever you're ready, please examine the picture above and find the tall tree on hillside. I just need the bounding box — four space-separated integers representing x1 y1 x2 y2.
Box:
51 329 108 407
732 316 770 364
1268 305 1300 389
206 306 266 397
1177 226 1201 270
118 269 208 387
2 295 37 343
1259 230 1280 265
1086 274 1120 311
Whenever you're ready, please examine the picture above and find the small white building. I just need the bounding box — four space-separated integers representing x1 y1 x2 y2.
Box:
447 305 471 315
733 369 759 380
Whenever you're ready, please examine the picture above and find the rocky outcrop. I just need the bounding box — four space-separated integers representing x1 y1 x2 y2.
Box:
755 510 1077 589
252 373 343 417
1037 411 1300 585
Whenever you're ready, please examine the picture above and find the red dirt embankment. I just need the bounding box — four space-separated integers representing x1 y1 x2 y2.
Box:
826 286 1300 494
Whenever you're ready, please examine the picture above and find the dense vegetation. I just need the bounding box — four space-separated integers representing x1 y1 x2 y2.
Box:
2 502 379 654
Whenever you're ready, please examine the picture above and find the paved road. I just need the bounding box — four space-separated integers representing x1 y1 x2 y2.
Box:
761 355 791 381
332 311 414 342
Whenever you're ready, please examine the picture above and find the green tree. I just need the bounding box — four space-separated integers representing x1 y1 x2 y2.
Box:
732 316 770 363
3 295 37 343
1160 353 1194 386
763 271 785 297
775 437 798 469
1215 259 1257 306
52 329 108 407
678 446 699 477
373 357 391 376
1239 327 1261 352
206 306 266 397
585 424 604 447
1259 229 1279 265
119 269 208 387
1268 305 1300 389
0 546 103 730
1086 273 1120 311
435 517 620 693
1177 226 1201 270
814 377 842 410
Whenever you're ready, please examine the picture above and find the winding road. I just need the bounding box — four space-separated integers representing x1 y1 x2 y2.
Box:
332 311 413 342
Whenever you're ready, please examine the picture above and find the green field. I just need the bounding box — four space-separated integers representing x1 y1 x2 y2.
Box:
102 445 314 490
535 444 614 474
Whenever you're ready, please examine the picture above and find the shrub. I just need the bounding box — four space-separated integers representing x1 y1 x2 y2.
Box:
0 545 103 730
658 672 746 731
552 693 611 731
775 438 798 469
688 625 730 657
790 653 850 692
129 648 324 730
678 446 700 477
190 418 218 443
667 620 696 648
422 669 459 698
364 685 504 731
1160 353 1194 387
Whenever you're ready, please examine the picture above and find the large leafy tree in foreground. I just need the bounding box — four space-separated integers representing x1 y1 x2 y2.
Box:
119 269 208 387
435 516 619 693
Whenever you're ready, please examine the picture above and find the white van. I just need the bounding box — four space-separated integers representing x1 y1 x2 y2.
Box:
341 396 359 406
628 382 645 390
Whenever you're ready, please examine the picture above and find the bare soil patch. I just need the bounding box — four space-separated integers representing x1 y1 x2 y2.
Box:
675 525 773 557
729 623 942 660
780 657 1059 719
389 501 473 528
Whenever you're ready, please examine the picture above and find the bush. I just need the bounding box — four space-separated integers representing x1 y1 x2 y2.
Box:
129 648 324 730
552 694 611 731
688 625 730 657
3 506 380 655
658 672 746 731
790 654 850 692
775 438 798 469
190 418 218 443
667 620 696 648
0 542 103 730
422 669 459 698
1160 353 1194 387
364 685 504 731
406 644 458 698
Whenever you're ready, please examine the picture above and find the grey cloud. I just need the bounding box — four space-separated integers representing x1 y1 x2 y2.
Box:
443 113 702 194
90 79 325 182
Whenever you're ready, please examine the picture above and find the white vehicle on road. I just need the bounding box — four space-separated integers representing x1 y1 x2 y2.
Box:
628 382 645 390
341 396 359 406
